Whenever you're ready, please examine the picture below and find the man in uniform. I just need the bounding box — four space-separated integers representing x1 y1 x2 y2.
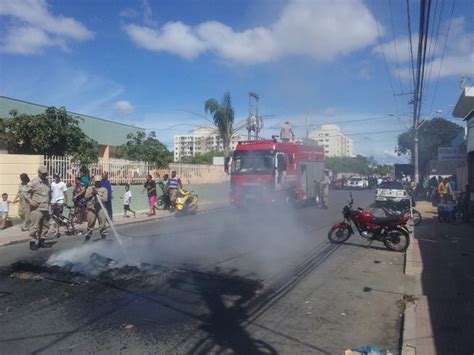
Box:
23 166 51 250
85 175 108 241
319 169 330 209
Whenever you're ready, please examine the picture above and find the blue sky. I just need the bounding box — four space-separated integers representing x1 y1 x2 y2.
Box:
0 0 473 163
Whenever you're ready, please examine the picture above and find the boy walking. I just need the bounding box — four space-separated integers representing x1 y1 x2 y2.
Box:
0 193 11 230
122 184 136 217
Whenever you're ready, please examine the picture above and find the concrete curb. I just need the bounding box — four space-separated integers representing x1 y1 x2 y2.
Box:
401 201 433 355
0 202 229 248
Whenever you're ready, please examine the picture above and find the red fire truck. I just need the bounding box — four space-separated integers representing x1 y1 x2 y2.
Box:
230 138 325 206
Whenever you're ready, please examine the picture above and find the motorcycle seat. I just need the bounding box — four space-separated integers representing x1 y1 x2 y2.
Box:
372 216 402 224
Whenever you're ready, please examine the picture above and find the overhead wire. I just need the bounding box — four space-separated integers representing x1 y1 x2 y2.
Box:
417 0 433 125
388 0 411 124
371 0 401 117
428 0 456 115
406 0 417 91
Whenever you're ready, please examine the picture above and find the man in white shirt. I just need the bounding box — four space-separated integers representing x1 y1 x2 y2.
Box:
50 173 68 236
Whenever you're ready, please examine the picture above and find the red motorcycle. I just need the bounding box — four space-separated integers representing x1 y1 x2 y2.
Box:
328 193 411 252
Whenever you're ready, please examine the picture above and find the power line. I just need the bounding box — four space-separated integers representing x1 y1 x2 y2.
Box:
388 0 404 93
417 0 433 124
371 0 400 115
429 0 456 115
425 0 445 84
406 0 417 90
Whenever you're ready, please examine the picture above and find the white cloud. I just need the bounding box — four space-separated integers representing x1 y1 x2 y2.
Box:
0 0 94 54
374 16 474 80
125 23 207 59
124 0 379 64
114 100 135 115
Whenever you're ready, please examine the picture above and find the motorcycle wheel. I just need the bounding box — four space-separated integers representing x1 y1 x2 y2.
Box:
383 227 410 252
404 209 422 226
328 226 351 243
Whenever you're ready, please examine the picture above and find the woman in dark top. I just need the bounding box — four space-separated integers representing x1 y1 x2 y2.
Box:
143 174 157 216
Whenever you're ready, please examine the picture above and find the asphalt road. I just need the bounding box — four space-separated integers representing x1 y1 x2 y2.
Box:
0 190 408 354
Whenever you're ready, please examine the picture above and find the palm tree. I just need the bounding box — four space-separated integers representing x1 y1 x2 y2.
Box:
204 92 235 172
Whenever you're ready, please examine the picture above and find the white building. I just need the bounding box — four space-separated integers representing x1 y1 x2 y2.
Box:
309 124 353 157
174 128 242 162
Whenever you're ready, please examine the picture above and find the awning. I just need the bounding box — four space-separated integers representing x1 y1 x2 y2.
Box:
453 86 474 119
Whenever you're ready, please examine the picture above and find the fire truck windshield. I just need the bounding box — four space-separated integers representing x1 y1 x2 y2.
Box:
231 150 274 175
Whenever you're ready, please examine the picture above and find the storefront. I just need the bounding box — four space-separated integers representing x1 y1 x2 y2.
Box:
453 86 474 215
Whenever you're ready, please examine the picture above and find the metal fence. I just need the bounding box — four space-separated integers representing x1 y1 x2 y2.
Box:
43 156 151 186
43 157 228 186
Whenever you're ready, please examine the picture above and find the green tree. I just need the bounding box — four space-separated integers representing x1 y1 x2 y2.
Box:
119 131 172 168
397 117 464 175
204 92 235 171
0 107 99 164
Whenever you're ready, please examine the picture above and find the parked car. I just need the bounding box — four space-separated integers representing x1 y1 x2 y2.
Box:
375 181 410 204
347 176 368 189
334 178 347 190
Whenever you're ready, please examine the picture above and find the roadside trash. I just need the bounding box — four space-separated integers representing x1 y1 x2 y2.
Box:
90 253 118 269
345 345 381 354
340 312 346 316
123 324 134 330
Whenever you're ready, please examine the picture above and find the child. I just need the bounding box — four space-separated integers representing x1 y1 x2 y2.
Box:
122 184 136 218
1 193 11 230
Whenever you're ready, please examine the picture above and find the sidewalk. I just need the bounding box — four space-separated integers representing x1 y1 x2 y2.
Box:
402 201 474 354
0 201 228 247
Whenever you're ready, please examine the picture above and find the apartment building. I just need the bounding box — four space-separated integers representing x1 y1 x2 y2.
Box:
174 128 242 161
309 124 353 157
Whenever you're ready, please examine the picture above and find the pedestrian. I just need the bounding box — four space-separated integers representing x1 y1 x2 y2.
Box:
122 184 136 218
50 173 68 237
73 176 87 223
143 174 157 216
23 166 51 250
166 171 182 210
101 171 113 221
12 173 31 231
449 175 457 192
422 177 429 199
84 175 108 241
429 176 438 202
80 167 90 188
438 177 452 203
0 193 11 230
280 121 295 142
319 170 330 209
160 174 170 210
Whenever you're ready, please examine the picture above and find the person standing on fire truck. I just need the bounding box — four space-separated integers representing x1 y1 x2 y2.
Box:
319 170 330 209
280 122 295 142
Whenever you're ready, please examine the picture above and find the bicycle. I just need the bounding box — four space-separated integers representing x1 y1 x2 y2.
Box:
380 198 422 226
49 205 79 238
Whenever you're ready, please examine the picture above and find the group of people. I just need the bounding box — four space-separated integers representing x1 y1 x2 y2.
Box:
2 166 185 247
143 171 182 216
413 175 458 203
0 166 113 248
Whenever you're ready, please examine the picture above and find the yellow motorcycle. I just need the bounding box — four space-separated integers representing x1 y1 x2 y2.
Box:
175 188 199 215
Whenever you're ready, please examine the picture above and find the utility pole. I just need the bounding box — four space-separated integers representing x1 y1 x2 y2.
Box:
306 113 309 138
247 92 260 140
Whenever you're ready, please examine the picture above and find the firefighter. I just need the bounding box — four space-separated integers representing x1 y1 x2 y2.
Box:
85 175 108 241
23 166 51 250
319 169 330 209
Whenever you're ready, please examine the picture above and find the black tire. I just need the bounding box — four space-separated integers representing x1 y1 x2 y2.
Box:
383 227 410 252
328 226 351 243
